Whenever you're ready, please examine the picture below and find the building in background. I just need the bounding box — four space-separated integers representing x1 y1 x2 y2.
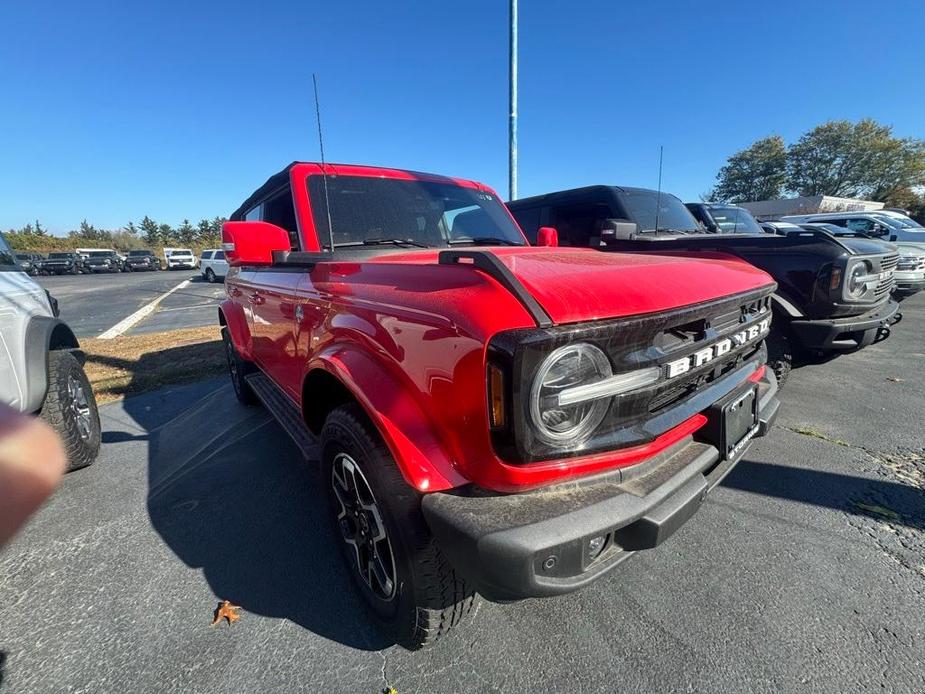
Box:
739 196 884 220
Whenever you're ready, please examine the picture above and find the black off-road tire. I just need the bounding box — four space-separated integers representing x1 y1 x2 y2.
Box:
222 328 257 406
320 404 478 649
40 350 101 472
765 327 793 387
205 268 216 283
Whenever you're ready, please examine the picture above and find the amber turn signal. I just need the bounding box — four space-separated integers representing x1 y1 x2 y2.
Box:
488 363 506 429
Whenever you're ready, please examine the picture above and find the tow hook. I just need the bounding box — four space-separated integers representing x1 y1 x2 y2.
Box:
889 311 903 326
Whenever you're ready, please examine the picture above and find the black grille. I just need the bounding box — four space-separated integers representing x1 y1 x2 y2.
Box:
488 285 776 463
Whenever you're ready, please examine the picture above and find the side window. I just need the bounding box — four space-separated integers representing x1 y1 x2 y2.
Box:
845 218 873 232
510 206 542 244
202 251 213 260
244 205 261 222
214 250 225 260
262 189 300 250
551 203 614 247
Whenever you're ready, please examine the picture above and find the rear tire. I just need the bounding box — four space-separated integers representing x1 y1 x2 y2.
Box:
222 328 257 405
40 351 101 472
320 404 478 649
206 268 216 283
765 326 793 387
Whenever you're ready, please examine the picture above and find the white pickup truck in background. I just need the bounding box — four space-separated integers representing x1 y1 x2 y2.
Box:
198 249 228 283
163 248 197 271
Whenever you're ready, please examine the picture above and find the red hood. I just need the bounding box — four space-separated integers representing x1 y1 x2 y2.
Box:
372 247 774 325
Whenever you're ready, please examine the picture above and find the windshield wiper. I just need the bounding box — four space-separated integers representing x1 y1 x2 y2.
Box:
330 238 429 249
363 238 429 248
448 237 522 246
646 228 696 235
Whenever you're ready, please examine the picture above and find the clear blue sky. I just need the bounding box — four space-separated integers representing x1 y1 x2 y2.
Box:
3 0 924 234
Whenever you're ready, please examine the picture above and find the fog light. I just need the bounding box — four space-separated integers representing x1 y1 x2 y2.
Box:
587 534 608 561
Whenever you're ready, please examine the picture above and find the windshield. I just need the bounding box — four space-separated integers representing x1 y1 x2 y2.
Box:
0 233 16 267
707 206 763 234
49 253 72 259
874 213 922 229
129 250 151 256
620 190 700 233
89 251 113 257
168 250 193 256
307 175 525 248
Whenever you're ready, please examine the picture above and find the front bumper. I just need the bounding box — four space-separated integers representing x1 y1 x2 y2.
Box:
893 273 925 298
422 368 779 602
789 300 899 351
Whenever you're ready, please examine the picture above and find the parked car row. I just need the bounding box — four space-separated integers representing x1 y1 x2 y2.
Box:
10 248 207 275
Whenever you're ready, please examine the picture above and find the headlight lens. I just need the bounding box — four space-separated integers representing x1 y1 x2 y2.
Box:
529 343 613 444
846 261 871 299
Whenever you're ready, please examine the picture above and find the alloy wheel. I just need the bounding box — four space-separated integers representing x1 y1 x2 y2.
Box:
67 374 92 441
331 453 397 600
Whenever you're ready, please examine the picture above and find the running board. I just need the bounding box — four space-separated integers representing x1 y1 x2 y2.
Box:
245 373 318 459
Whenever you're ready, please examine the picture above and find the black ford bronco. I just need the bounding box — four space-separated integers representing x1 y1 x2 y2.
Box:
509 188 900 384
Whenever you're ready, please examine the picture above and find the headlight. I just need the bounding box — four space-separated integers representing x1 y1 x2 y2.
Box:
529 343 613 444
846 261 872 299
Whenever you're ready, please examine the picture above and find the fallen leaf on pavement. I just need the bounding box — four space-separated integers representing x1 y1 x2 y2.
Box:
212 600 242 626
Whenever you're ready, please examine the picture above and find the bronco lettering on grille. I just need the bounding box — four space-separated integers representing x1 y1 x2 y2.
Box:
665 318 771 379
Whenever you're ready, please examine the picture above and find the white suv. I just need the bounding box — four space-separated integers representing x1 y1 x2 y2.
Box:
0 233 101 470
199 249 229 283
163 248 197 270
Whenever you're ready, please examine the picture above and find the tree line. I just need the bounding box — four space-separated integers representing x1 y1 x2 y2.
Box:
707 118 925 221
4 216 227 253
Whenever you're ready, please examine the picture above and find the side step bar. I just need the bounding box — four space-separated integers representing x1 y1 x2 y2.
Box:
245 373 318 459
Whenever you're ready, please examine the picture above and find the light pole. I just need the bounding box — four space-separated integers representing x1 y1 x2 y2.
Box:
509 0 518 201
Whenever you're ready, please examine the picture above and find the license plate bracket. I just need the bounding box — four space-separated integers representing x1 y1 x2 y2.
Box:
700 384 759 460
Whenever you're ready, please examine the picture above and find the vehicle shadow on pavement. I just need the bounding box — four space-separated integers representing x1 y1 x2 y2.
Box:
114 370 391 651
723 459 924 530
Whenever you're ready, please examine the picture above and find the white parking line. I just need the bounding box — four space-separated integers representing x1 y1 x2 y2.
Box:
97 279 192 339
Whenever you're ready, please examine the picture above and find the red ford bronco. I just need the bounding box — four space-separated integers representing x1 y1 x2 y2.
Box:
218 162 780 648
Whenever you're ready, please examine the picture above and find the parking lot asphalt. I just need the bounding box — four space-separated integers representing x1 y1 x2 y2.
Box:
1 296 923 693
35 270 224 338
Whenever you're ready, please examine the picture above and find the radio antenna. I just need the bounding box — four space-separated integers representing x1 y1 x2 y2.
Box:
653 145 664 235
313 73 336 253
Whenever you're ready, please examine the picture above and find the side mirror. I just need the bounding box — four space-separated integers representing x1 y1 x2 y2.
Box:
222 221 290 266
536 226 559 247
600 219 638 243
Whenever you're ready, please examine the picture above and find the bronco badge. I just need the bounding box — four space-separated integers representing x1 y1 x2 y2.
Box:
665 317 771 379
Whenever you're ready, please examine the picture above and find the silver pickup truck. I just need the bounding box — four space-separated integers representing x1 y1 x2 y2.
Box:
0 233 101 470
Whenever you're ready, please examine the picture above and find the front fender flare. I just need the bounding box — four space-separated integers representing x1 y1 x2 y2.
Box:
23 317 80 413
308 347 469 492
218 300 253 361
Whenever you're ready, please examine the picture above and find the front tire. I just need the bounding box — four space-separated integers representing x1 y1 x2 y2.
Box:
321 404 477 649
40 350 101 471
222 328 257 405
765 326 793 386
